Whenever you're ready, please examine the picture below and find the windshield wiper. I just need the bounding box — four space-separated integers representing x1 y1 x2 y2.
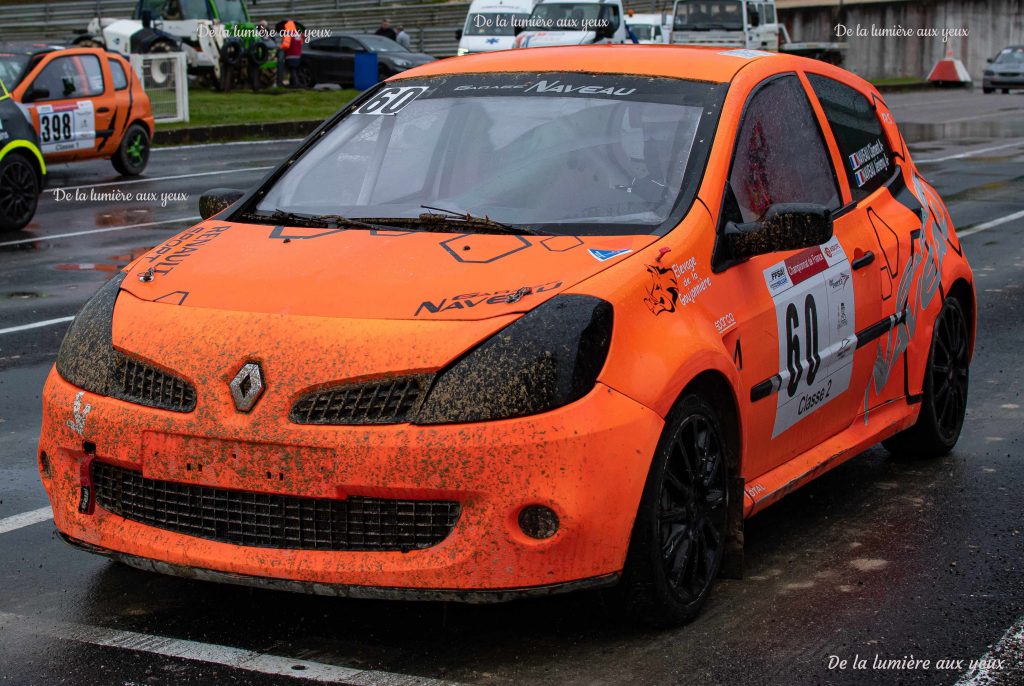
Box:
246 209 411 233
418 205 551 236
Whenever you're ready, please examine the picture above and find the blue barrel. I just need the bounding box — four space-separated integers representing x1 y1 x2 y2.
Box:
353 51 379 90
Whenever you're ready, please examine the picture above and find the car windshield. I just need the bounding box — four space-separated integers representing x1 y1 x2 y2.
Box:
0 53 29 89
359 35 407 53
994 47 1024 64
629 23 662 41
673 0 744 30
529 3 602 28
254 72 723 235
464 12 523 36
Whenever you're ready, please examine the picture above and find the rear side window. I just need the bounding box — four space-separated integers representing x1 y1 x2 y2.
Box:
807 74 893 201
109 59 128 90
727 74 840 223
31 54 105 100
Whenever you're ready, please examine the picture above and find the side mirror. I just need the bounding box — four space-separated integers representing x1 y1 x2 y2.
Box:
514 25 525 35
141 9 153 29
723 203 833 261
455 28 463 40
199 188 245 219
749 9 760 27
595 23 613 39
987 57 993 63
23 86 50 103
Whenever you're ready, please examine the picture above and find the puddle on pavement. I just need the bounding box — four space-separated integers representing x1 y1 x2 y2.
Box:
54 246 154 273
902 120 1024 143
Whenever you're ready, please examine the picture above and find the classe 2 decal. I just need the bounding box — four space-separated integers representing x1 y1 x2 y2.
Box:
761 236 856 437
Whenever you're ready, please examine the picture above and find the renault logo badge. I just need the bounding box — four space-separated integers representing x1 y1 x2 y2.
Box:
229 362 265 413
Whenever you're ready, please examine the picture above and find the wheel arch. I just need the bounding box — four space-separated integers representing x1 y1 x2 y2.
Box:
0 140 46 181
946 277 976 360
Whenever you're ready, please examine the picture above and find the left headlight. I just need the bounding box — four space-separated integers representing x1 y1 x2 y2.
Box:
416 294 613 424
56 272 196 413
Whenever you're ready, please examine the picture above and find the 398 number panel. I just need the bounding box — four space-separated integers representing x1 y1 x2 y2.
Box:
34 101 95 154
763 237 856 437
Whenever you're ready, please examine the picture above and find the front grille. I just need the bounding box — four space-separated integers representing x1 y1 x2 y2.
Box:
112 353 196 412
290 375 430 425
92 462 460 552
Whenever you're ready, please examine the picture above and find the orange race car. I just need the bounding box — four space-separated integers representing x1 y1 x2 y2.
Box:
1 44 154 176
38 46 975 627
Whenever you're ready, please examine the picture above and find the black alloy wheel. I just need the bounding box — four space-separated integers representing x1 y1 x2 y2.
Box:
0 154 40 232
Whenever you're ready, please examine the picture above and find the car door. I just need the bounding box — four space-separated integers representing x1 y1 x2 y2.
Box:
305 37 339 84
717 74 880 478
102 56 133 157
20 52 113 163
339 37 365 86
803 72 912 414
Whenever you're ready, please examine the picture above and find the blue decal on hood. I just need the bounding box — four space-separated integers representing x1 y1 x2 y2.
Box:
589 248 632 262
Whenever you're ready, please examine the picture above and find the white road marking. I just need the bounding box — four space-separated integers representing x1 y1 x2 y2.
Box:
44 166 273 193
0 216 200 247
955 614 1024 686
154 137 302 152
0 316 74 336
917 140 1024 164
0 611 461 685
0 507 53 535
959 209 1024 238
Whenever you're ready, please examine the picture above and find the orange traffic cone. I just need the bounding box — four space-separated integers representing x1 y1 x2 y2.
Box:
928 41 971 85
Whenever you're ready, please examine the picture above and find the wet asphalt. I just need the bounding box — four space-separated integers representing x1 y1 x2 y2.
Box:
0 89 1023 685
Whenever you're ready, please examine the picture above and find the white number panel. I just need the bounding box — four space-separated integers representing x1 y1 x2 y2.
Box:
355 86 429 116
35 101 95 154
763 236 856 437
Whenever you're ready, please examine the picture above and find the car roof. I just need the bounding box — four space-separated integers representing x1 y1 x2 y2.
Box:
397 45 798 84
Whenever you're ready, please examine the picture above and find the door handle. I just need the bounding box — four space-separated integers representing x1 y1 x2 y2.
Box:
852 251 875 270
97 107 111 113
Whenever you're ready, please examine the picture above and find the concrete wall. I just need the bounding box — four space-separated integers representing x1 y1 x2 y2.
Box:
781 0 1024 82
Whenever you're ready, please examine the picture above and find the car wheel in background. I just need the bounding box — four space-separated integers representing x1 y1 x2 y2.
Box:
111 123 151 176
884 297 970 458
983 87 994 94
614 394 730 628
297 63 315 88
0 154 41 232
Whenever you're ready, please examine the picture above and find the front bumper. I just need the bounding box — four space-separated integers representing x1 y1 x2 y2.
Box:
39 369 662 596
983 74 1024 89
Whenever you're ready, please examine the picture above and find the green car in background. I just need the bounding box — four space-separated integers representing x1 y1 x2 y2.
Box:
0 77 45 232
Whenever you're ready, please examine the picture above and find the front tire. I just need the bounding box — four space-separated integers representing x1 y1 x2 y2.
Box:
615 394 730 628
0 154 41 232
883 297 970 458
111 124 150 176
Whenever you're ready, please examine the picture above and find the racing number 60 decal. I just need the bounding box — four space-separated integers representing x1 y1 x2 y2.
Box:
763 237 856 437
355 86 429 116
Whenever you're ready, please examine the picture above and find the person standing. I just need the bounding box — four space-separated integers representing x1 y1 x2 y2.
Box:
278 18 304 88
395 24 412 50
375 19 397 41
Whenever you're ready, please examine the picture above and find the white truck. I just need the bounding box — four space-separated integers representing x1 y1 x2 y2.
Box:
457 0 535 55
514 0 629 49
625 12 670 44
75 0 269 86
669 0 845 64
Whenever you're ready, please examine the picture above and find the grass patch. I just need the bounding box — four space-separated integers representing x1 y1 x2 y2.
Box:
156 87 360 131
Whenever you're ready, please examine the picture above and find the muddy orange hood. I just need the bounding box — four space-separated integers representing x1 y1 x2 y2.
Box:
121 221 654 320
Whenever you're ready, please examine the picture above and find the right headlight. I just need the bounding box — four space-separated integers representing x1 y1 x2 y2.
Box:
415 294 613 424
56 272 196 412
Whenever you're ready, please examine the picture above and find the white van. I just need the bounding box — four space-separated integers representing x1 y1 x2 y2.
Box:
626 12 669 44
457 0 535 55
514 0 628 48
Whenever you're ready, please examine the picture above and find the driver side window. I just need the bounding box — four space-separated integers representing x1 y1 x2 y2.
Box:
727 74 839 223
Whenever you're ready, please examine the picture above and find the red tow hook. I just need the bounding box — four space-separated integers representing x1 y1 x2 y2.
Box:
78 444 97 515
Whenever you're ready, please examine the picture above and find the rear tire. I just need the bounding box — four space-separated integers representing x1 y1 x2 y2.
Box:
111 124 150 176
983 87 994 94
883 297 970 458
0 154 41 232
613 394 730 628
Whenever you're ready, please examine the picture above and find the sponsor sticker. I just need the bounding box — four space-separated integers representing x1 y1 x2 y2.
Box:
588 248 632 262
